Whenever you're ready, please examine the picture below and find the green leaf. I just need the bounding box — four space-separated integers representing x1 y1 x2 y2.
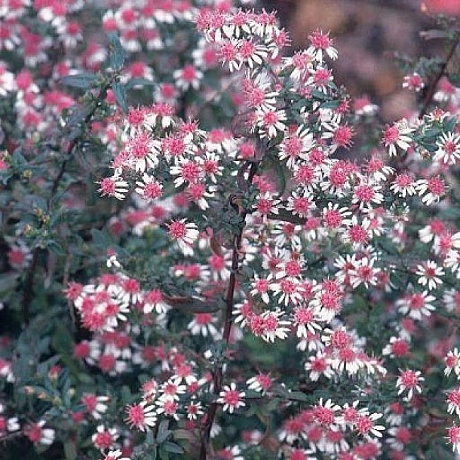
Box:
47 240 64 255
0 272 19 293
163 441 184 454
172 429 194 442
91 228 110 247
64 441 77 460
320 100 341 110
108 32 125 71
287 391 309 402
125 78 156 89
158 448 169 460
112 82 128 113
156 420 171 443
66 105 93 129
121 385 133 404
60 73 98 89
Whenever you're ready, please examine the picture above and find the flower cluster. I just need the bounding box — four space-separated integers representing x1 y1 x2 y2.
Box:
1 1 460 459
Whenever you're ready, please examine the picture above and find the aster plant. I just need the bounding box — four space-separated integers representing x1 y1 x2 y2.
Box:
1 1 460 459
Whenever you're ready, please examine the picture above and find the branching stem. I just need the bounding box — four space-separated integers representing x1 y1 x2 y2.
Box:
21 79 113 324
199 162 258 460
418 34 460 119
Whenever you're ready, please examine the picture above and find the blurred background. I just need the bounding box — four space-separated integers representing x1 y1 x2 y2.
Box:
259 0 434 120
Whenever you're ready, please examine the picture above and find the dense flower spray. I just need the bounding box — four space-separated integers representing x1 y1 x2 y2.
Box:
1 0 460 459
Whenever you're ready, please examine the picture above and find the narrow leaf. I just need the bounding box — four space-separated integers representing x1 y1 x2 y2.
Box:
60 73 98 89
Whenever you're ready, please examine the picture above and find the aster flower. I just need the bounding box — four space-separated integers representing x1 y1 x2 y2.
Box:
415 176 446 206
354 412 385 439
445 348 460 377
246 373 273 393
382 120 413 157
396 369 424 400
217 383 246 413
260 309 291 342
135 173 163 201
173 64 203 91
256 107 287 139
307 29 338 62
24 420 55 446
402 72 424 92
434 132 460 165
167 219 199 256
125 401 157 431
415 261 444 290
447 424 460 454
99 174 129 200
396 290 436 320
100 450 131 460
186 400 204 420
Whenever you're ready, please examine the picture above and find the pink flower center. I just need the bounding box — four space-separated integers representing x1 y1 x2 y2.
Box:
127 404 145 427
168 221 186 239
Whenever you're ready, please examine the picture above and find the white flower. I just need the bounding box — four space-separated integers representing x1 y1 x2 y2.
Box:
396 369 424 400
382 120 414 157
260 309 291 342
256 107 287 139
99 174 129 200
167 219 199 256
415 261 444 290
434 132 460 165
217 383 246 413
100 450 131 460
445 348 460 377
135 173 163 201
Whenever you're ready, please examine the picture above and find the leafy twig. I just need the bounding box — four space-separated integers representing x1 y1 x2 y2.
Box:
21 78 114 324
199 161 259 460
418 34 460 118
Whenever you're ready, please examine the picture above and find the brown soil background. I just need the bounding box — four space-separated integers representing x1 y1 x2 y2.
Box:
260 0 435 120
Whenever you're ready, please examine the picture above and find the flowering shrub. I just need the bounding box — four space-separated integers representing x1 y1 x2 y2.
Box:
1 1 460 459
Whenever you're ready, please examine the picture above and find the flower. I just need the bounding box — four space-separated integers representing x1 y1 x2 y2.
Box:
217 383 246 413
445 348 460 377
81 394 110 419
101 450 131 460
24 420 55 446
307 29 338 62
447 424 460 454
173 64 203 91
125 401 157 431
396 290 436 319
390 173 416 197
416 176 446 206
305 352 334 381
167 219 199 256
135 173 163 201
396 369 424 400
382 336 410 358
354 412 385 439
402 72 424 92
447 387 460 416
187 313 219 337
256 107 287 139
92 425 118 451
246 373 273 393
186 400 203 420
434 132 460 165
381 120 413 157
292 305 321 339
99 174 129 200
415 261 444 290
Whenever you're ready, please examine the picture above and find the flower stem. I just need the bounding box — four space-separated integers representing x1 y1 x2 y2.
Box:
199 161 258 459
